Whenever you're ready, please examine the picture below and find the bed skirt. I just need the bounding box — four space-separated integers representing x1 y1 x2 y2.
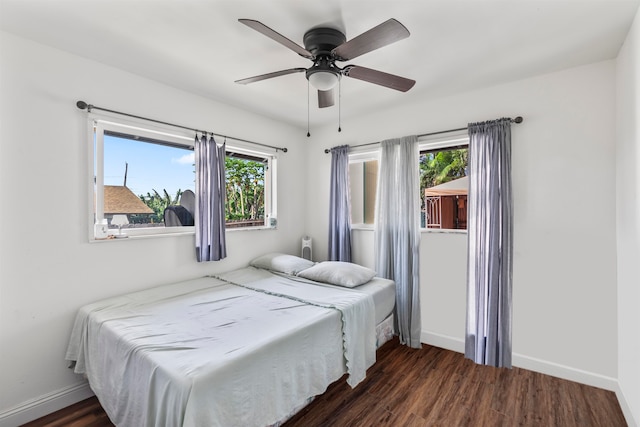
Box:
376 314 395 348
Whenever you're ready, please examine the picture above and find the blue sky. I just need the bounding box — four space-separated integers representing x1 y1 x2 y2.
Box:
104 135 195 198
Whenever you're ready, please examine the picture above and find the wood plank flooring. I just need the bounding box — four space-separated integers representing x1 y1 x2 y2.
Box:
22 338 627 426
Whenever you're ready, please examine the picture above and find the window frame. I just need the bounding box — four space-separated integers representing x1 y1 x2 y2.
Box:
88 116 277 241
223 144 276 229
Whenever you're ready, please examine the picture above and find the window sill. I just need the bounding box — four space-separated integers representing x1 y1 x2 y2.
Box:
351 224 375 231
90 230 194 243
89 225 277 242
350 225 467 235
421 228 467 235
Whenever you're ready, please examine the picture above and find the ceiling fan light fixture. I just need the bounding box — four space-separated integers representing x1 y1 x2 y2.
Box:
308 70 339 91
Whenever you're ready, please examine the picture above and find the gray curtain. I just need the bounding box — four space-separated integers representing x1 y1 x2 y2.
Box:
374 135 421 348
328 145 352 262
194 135 227 262
465 118 513 368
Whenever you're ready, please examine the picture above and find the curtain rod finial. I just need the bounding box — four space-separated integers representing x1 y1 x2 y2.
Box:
513 116 523 123
324 149 330 153
76 100 88 110
282 148 288 153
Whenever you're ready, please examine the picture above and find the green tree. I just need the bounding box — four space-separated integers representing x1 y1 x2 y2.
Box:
420 148 468 189
225 157 265 222
137 189 183 223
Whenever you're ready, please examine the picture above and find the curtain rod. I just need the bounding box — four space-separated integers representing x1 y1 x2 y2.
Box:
323 116 523 153
76 101 288 153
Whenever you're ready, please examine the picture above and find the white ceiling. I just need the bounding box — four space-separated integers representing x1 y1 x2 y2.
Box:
1 0 638 130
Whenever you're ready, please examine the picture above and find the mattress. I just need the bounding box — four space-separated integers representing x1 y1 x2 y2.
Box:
65 266 393 427
215 267 396 324
342 277 395 324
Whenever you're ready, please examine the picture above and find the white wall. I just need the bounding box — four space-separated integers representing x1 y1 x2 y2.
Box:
616 6 640 426
306 60 619 390
0 32 308 425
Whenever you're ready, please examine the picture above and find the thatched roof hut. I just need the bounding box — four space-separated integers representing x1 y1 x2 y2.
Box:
103 185 153 215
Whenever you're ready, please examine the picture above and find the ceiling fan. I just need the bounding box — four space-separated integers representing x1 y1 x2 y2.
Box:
235 18 416 109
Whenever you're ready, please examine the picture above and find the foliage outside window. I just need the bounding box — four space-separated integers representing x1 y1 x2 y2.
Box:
91 119 275 239
420 147 468 189
225 155 267 228
137 189 184 224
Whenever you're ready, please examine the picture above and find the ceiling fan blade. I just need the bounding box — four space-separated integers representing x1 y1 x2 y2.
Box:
235 68 306 85
239 19 313 59
318 89 335 108
343 65 415 92
332 19 410 61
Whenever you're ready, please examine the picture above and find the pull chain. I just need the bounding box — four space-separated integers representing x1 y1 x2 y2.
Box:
338 77 342 133
307 80 311 137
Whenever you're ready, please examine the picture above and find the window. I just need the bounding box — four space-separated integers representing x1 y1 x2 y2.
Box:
420 143 469 230
348 151 379 226
90 119 276 240
224 151 272 229
348 134 468 230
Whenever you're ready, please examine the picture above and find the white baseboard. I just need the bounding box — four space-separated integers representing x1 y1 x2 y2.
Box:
421 331 464 353
0 381 94 427
512 352 618 391
615 382 639 427
420 330 617 390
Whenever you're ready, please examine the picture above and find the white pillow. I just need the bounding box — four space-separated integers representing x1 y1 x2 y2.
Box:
249 253 315 275
297 261 376 288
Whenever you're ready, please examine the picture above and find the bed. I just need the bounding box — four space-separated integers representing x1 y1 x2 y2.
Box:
65 253 396 427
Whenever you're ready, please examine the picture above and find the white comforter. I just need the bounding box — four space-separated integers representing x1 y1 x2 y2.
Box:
65 267 375 427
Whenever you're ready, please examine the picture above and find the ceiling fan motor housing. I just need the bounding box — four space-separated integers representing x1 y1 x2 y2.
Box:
304 27 346 83
303 27 346 57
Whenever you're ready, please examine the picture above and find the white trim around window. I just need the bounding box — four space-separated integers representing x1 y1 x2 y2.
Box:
87 115 277 242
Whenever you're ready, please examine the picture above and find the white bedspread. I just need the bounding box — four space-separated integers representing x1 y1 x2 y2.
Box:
65 268 375 427
213 267 377 387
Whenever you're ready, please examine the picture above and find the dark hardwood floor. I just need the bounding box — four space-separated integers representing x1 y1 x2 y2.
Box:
22 338 627 426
